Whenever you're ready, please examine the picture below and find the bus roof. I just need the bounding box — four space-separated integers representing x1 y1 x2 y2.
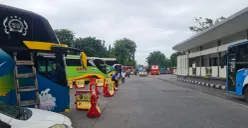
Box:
228 39 248 50
100 58 117 61
65 55 103 60
0 4 59 49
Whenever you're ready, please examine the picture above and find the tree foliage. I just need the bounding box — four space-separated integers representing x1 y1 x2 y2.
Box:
170 52 183 67
113 38 137 67
54 29 137 66
54 29 75 47
73 37 108 57
189 16 226 32
146 51 170 68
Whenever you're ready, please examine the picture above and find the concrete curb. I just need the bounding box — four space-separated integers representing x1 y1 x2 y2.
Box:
176 78 226 91
205 83 210 87
210 84 214 88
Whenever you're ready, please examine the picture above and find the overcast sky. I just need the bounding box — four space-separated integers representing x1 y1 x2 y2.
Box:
1 0 248 64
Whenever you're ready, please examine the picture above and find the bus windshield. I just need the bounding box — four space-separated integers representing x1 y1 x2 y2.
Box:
35 52 67 86
66 58 94 67
93 59 107 74
105 61 118 66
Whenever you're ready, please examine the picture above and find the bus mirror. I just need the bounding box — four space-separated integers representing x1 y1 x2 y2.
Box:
80 52 87 70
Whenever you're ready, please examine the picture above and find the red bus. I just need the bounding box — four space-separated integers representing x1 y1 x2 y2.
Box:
150 65 160 75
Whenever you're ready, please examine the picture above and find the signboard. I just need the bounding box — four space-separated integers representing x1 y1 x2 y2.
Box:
76 91 91 101
75 91 92 110
106 78 114 95
76 79 85 88
96 79 104 87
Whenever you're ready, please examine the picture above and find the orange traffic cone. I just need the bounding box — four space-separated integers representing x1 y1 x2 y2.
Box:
104 83 113 97
95 83 100 95
90 82 100 95
90 78 100 95
87 92 101 118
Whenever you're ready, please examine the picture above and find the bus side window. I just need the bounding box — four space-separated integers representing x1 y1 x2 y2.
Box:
38 60 47 72
65 59 81 66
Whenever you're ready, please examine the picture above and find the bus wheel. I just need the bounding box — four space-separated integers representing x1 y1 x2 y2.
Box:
244 87 248 103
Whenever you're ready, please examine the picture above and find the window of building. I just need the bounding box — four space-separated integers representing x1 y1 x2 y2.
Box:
211 57 218 66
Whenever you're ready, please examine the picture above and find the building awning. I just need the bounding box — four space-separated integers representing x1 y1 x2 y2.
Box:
173 7 248 52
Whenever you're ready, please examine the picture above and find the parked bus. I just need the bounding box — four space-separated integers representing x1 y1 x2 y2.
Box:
150 65 160 75
160 67 165 74
0 4 87 112
65 56 108 84
221 40 248 102
101 58 121 77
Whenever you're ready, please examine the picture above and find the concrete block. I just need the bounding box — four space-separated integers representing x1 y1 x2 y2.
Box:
215 85 220 89
205 83 210 87
210 84 214 87
221 86 226 90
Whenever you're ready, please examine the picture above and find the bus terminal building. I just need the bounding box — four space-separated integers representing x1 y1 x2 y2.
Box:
173 7 248 86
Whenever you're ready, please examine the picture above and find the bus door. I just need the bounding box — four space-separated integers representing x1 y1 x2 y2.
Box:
235 44 248 95
227 46 237 92
34 51 69 112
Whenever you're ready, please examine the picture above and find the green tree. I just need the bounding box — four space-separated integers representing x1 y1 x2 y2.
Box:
73 37 108 57
189 16 226 32
170 52 183 67
113 38 137 66
107 44 115 57
146 51 170 68
54 29 75 47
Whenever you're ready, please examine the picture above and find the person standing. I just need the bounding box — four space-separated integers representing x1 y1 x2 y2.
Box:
111 72 119 88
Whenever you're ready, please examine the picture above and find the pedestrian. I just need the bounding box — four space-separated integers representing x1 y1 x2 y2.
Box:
121 70 126 83
112 72 119 88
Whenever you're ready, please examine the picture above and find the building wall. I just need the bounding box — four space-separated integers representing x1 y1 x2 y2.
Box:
176 30 248 79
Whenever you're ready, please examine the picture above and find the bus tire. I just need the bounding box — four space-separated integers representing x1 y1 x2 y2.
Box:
244 87 248 103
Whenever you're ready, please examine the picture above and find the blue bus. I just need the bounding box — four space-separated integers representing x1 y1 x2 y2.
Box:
222 40 248 102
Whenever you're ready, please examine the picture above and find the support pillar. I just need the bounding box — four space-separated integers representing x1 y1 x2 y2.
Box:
200 46 203 76
217 40 221 77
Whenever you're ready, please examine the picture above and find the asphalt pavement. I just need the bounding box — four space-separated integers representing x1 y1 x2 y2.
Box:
157 74 248 106
62 75 248 128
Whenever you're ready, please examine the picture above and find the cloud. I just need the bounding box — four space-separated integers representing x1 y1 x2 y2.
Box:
1 0 248 64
